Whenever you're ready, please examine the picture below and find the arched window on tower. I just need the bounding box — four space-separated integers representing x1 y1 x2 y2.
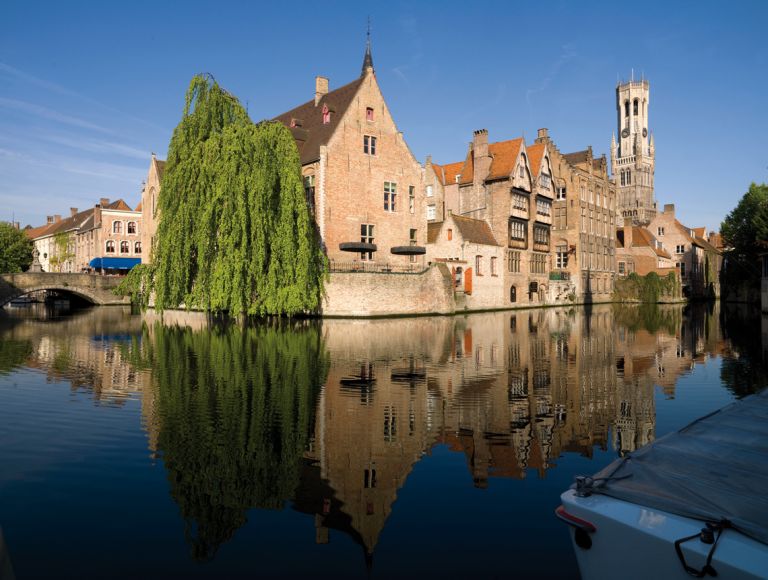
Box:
624 100 629 117
627 170 631 185
633 99 639 116
620 171 625 186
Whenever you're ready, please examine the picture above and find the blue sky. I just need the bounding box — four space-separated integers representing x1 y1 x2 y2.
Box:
2 0 766 231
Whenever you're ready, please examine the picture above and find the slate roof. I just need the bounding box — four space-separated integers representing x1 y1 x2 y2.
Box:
273 77 365 165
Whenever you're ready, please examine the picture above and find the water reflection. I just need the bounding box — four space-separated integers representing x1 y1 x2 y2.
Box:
0 301 765 574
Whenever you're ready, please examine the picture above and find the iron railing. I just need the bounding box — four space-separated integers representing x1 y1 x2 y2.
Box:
329 261 429 274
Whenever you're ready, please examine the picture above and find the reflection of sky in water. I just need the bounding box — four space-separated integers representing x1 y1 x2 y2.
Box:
0 303 763 579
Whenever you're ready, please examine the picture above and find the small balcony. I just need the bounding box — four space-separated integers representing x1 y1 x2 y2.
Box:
549 271 570 281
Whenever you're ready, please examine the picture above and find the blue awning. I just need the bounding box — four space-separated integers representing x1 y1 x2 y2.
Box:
89 257 141 270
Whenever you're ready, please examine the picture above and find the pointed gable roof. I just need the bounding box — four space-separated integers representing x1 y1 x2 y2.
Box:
526 142 546 177
458 138 525 185
430 161 463 186
274 77 365 165
104 199 132 211
452 214 500 246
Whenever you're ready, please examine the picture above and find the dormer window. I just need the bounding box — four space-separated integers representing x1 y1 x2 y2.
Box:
366 107 374 121
322 105 330 125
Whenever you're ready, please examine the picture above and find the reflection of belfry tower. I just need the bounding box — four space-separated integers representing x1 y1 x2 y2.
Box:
611 75 656 225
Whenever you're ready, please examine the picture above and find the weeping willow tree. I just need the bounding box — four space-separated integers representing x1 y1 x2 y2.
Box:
141 320 328 560
147 74 325 316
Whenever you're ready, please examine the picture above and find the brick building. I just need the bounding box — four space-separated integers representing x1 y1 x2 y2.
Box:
274 43 425 268
535 129 617 301
428 130 555 307
139 154 165 264
615 219 675 276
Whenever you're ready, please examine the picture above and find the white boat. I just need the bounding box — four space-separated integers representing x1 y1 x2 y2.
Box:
558 388 768 580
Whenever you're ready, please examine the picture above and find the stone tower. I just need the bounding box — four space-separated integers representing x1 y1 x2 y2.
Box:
611 77 656 225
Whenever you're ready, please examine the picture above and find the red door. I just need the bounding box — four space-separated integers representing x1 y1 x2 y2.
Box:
465 267 473 295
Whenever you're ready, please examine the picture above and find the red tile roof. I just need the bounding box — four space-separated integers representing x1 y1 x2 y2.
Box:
526 142 546 177
458 138 524 185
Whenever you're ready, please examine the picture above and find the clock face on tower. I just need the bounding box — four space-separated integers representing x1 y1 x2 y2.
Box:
621 128 629 138
642 128 648 138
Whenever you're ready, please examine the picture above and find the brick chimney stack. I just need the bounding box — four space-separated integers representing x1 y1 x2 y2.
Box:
99 198 110 207
70 207 78 217
315 76 329 106
54 214 62 223
47 215 54 224
472 129 491 186
537 128 548 140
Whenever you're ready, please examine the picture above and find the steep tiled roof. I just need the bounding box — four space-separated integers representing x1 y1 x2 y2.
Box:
442 161 463 185
134 200 143 212
693 236 719 253
617 226 671 259
563 150 589 166
105 199 132 211
458 138 524 185
25 222 56 240
488 138 523 181
452 214 500 246
692 227 706 238
427 222 442 244
526 142 546 177
431 161 463 186
274 77 365 165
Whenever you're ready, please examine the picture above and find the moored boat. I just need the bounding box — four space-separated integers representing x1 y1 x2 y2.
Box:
557 388 768 580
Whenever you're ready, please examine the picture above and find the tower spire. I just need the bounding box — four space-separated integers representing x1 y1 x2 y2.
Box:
361 17 374 76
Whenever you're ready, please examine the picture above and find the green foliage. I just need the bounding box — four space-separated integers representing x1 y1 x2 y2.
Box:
142 320 328 560
614 271 679 303
612 303 681 335
113 264 153 309
0 222 33 273
0 339 33 374
151 75 326 317
49 231 75 272
720 183 768 292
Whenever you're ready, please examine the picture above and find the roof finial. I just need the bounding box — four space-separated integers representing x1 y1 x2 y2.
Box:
361 17 374 76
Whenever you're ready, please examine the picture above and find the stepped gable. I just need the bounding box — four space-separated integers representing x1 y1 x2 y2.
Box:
273 77 365 165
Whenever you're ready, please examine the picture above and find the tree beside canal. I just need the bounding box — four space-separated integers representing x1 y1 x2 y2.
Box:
0 222 33 273
143 74 325 317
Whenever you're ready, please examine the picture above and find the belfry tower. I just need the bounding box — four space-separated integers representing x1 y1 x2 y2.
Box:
611 77 656 224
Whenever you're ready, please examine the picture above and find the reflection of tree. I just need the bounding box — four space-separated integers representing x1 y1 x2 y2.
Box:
720 305 768 399
612 303 680 335
146 321 328 560
0 339 32 374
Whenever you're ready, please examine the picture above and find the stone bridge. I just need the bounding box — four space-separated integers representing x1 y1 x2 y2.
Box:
0 273 131 307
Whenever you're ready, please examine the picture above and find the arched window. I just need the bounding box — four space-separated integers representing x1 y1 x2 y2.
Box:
113 221 122 234
106 240 115 253
134 241 142 254
127 221 137 234
627 170 631 185
510 286 517 303
620 170 625 186
624 100 629 117
120 241 129 254
633 99 639 116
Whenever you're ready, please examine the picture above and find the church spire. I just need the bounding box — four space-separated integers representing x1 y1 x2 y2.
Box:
361 18 374 76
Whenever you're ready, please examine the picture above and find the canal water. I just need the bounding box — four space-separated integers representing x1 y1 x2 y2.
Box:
0 302 764 579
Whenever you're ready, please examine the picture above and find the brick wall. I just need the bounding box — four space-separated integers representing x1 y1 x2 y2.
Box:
323 263 454 316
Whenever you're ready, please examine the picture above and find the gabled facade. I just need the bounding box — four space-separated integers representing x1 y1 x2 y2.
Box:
139 154 165 264
430 130 555 307
535 129 617 301
274 49 425 267
426 213 504 309
615 219 675 276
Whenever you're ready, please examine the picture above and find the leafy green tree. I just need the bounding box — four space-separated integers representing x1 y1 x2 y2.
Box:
0 222 34 273
720 183 768 288
150 75 325 317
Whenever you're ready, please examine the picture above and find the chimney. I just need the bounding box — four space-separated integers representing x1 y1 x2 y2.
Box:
70 207 78 217
315 76 329 106
47 215 54 224
54 214 62 223
537 128 548 141
100 197 110 207
473 129 489 157
93 204 102 227
623 218 633 248
664 203 675 215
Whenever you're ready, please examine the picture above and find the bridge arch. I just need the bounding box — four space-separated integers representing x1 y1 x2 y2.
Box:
0 285 102 307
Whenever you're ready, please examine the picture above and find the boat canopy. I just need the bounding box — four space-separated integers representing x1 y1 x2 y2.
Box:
585 388 768 545
89 257 141 270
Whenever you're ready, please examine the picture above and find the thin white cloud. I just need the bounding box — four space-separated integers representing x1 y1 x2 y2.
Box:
41 134 149 160
0 62 167 132
526 43 578 106
0 97 112 134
